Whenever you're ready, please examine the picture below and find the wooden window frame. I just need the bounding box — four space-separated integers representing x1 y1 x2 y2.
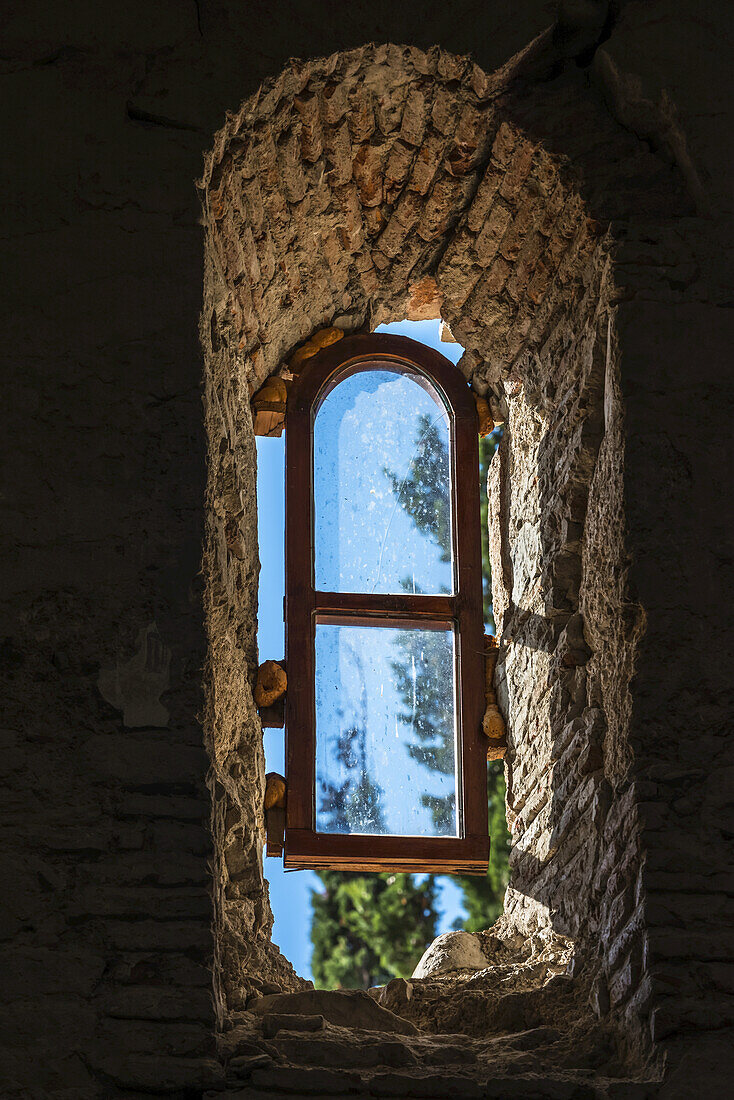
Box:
284 333 489 874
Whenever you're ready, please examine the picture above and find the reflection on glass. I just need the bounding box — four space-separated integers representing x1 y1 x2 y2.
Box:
315 622 459 837
314 369 453 594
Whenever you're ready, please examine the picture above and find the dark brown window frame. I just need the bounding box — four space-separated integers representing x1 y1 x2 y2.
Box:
284 333 489 874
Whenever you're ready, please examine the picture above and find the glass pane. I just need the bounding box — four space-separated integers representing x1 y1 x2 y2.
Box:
314 621 459 837
314 368 453 594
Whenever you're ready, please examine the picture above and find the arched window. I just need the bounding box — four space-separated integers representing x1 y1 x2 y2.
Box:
283 333 488 874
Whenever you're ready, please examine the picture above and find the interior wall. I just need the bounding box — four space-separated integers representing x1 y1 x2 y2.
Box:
198 31 701 1073
2 2 733 1096
1 10 563 1093
198 39 607 1016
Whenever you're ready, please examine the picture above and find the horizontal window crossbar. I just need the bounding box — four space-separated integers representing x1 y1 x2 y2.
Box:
311 591 457 620
284 829 490 875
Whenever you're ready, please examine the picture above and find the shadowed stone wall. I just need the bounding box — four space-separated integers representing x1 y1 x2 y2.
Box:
199 25 722 1080
2 2 732 1095
198 40 611 1025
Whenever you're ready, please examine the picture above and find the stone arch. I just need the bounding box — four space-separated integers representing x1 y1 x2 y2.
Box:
198 40 692 1063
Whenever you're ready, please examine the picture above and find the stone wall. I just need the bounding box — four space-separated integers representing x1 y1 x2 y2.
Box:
489 256 652 1053
198 26 703 1073
198 38 605 1017
2 1 733 1095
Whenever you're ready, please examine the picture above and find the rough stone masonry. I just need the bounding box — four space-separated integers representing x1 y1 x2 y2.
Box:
199 22 733 1094
2 1 733 1096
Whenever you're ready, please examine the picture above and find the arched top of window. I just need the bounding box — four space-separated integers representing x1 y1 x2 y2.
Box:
313 362 453 596
284 334 488 874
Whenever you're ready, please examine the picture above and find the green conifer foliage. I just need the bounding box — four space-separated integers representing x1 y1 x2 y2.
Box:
310 870 438 989
308 414 510 988
391 625 456 832
453 761 510 930
383 412 451 564
318 640 387 835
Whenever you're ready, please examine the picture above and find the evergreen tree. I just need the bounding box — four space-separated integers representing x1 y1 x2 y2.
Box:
383 412 451 565
391 625 456 832
312 639 439 989
308 415 510 989
387 425 510 927
318 642 386 835
310 871 438 989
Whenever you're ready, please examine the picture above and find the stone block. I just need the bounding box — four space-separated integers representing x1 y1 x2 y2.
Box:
82 733 208 786
378 205 419 259
408 131 448 195
401 88 429 145
370 1072 485 1098
229 1052 274 1077
270 1031 416 1069
277 130 308 204
93 1054 223 1093
412 930 488 977
474 200 513 267
105 918 211 953
321 81 349 125
348 89 376 144
1 947 106 1000
333 184 364 252
498 195 540 263
68 883 210 921
261 1012 325 1038
248 989 418 1035
491 121 518 167
324 122 353 186
384 139 416 201
418 174 474 241
505 232 545 302
431 86 459 134
446 104 491 176
467 164 502 232
472 257 512 307
437 248 483 310
252 1065 364 1093
102 985 213 1022
497 140 535 200
294 92 324 162
353 142 387 207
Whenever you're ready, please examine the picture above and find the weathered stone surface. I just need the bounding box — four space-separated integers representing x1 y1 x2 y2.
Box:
3 2 733 1096
229 1052 274 1076
368 1071 486 1098
217 927 630 1089
268 1030 419 1069
375 976 415 1014
249 989 419 1035
198 26 732 1095
261 1011 325 1038
413 931 490 978
251 1064 365 1093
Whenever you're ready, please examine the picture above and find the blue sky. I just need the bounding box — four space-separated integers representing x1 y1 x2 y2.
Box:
315 621 458 837
256 319 469 983
314 367 452 595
